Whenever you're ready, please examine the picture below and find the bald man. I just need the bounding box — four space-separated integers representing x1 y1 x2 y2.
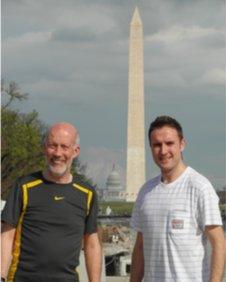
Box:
1 123 102 282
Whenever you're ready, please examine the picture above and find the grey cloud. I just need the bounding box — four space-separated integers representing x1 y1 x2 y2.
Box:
51 26 125 44
196 32 226 49
51 27 97 43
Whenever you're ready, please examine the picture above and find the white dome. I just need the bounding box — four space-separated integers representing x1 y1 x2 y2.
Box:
106 165 121 189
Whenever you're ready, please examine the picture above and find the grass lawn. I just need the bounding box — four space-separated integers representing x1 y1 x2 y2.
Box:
99 201 135 215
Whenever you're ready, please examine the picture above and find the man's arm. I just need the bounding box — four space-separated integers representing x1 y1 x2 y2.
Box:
1 223 16 279
130 231 144 282
83 232 102 282
205 225 225 282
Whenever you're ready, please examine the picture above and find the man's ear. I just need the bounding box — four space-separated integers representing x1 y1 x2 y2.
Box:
73 145 80 158
180 138 186 152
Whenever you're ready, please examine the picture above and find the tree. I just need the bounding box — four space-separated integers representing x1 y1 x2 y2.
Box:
1 81 47 199
1 80 28 110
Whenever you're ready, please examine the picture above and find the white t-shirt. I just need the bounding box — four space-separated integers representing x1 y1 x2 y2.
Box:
131 167 222 282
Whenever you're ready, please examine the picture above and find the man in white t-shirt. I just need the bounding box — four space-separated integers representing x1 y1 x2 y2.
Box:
130 116 225 282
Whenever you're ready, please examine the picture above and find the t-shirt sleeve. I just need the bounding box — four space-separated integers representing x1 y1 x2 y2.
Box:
130 190 143 232
1 180 23 227
84 189 98 234
197 183 222 231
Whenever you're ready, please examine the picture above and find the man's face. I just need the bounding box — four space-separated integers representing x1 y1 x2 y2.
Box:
44 128 79 178
150 126 185 174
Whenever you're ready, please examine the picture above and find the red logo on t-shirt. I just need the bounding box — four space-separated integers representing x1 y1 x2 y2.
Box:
171 219 184 229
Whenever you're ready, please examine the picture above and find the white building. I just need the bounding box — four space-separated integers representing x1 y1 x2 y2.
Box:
102 165 125 202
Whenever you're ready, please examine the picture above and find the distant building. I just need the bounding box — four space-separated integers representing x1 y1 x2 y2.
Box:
102 165 125 202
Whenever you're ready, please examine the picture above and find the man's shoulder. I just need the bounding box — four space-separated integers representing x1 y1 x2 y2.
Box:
17 171 43 187
72 174 96 193
145 175 161 190
137 175 161 200
187 166 214 191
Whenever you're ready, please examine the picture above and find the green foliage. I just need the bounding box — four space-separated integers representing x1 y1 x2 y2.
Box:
220 204 226 211
1 108 47 199
1 81 47 199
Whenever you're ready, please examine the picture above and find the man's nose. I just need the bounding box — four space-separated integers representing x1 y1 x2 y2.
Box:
160 144 167 155
53 146 63 156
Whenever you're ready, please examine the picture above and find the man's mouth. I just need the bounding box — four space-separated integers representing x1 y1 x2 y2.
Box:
51 159 64 165
159 156 171 163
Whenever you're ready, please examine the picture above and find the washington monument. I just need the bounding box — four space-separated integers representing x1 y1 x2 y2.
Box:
126 7 145 202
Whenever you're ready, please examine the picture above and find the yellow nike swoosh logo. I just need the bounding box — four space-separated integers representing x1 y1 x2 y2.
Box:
54 196 65 201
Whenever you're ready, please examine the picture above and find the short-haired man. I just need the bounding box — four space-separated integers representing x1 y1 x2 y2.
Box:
130 116 225 282
1 122 102 282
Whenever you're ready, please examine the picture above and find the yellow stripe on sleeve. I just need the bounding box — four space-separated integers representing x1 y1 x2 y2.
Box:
73 183 93 215
26 179 43 188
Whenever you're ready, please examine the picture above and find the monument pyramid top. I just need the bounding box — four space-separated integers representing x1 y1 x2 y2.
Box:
131 7 142 26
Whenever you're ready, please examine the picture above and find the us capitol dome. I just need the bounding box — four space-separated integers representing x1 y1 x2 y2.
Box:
102 164 125 201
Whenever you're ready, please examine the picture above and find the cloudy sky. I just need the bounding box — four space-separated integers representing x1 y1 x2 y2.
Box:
2 0 225 190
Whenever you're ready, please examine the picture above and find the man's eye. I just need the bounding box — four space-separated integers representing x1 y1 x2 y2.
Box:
48 144 56 149
167 142 174 146
153 143 161 148
61 145 70 150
